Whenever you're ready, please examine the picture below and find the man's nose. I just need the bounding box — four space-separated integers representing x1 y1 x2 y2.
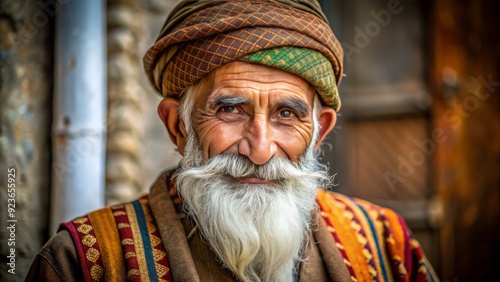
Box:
238 116 277 165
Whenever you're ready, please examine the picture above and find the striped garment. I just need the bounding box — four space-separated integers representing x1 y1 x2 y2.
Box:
60 171 438 281
316 190 435 282
60 196 172 282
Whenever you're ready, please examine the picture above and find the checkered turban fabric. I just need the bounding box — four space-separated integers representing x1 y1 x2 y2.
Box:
143 0 344 110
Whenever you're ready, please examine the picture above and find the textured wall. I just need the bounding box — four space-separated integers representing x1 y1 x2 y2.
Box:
106 0 147 204
105 0 182 204
0 0 53 280
0 0 192 279
137 0 183 193
431 0 500 279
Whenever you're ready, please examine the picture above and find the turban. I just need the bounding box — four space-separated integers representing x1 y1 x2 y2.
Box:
144 0 344 111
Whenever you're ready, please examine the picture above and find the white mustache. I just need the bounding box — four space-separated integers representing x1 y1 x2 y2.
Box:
180 153 330 186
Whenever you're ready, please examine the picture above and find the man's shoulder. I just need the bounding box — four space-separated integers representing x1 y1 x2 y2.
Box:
317 189 400 217
60 194 151 229
62 168 176 229
25 229 83 282
57 192 169 281
315 189 439 281
316 189 406 235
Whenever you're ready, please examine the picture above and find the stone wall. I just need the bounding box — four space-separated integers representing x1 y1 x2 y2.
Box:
0 0 182 279
0 0 53 280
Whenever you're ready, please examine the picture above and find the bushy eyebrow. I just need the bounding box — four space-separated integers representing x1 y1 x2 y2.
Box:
211 96 249 109
276 99 310 116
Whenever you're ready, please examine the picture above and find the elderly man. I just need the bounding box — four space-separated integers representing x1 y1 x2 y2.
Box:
27 1 438 281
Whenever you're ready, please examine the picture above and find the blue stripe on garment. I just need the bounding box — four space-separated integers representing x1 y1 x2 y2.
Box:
353 200 390 281
132 200 159 281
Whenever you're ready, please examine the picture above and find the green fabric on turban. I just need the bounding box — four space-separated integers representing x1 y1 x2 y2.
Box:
144 0 344 111
239 47 339 110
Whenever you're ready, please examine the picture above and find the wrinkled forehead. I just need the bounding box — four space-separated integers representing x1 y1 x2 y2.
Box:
192 61 318 107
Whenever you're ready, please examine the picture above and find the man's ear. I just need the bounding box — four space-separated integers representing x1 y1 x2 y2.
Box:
315 107 337 150
158 98 188 155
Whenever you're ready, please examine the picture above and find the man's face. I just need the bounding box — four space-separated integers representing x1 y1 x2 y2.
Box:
190 61 317 168
158 61 337 172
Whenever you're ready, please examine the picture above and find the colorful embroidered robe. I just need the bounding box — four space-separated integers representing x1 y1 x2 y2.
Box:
59 171 438 282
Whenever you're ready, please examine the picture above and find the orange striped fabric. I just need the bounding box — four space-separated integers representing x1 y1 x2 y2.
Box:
317 189 438 282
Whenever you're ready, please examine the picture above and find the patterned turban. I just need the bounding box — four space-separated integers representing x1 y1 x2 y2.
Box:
144 0 344 111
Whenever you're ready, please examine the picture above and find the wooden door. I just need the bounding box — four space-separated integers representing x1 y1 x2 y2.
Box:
429 0 500 280
320 0 443 266
318 0 497 279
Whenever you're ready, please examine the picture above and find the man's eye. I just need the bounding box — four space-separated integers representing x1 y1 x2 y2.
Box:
220 106 236 113
280 109 295 118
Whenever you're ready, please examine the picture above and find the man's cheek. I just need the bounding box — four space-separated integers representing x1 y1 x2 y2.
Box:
274 127 310 161
200 124 242 158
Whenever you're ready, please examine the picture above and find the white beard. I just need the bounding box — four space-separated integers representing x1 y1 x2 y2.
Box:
175 132 330 282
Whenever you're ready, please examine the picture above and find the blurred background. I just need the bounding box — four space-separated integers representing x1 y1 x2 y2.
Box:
0 0 498 281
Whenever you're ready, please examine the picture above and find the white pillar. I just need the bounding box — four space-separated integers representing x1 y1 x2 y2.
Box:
51 0 107 234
